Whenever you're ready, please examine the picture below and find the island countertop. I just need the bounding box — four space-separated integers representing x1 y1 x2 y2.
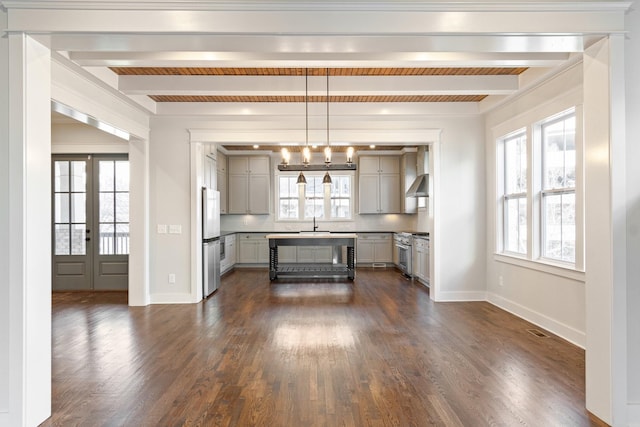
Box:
265 232 357 239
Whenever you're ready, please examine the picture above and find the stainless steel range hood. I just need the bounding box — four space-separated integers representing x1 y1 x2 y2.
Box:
405 174 429 197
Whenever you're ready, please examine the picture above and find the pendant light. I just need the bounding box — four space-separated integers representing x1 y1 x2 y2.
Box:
297 68 310 186
323 68 332 185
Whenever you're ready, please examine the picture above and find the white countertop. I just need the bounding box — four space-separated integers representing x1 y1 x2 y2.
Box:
266 232 358 239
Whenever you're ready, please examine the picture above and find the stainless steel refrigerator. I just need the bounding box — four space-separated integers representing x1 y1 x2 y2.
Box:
202 187 221 298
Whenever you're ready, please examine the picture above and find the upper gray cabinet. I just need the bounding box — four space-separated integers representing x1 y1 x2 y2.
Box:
217 151 228 214
358 155 400 214
228 156 270 214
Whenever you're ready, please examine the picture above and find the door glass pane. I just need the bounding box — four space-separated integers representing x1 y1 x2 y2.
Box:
54 193 70 223
71 224 86 255
100 223 115 255
115 193 129 222
70 161 86 192
98 159 129 256
71 193 86 223
115 161 129 191
115 224 130 255
55 224 70 255
99 193 115 222
54 161 69 192
99 161 114 191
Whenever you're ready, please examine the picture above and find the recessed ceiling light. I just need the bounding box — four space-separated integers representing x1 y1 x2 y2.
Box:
370 144 376 149
253 144 259 149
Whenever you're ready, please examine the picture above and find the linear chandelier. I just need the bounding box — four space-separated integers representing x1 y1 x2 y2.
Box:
278 68 355 183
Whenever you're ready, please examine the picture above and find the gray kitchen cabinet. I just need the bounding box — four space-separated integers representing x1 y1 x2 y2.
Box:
228 156 270 214
203 155 216 190
220 233 236 274
356 233 392 264
278 246 297 263
414 237 430 285
358 156 400 214
217 151 228 214
296 246 332 263
237 233 269 264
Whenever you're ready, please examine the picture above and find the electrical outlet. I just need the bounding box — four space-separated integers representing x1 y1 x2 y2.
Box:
499 276 504 287
168 273 176 284
169 225 182 234
157 224 167 234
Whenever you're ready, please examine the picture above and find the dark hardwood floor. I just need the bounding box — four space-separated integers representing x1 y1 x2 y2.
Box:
42 268 604 426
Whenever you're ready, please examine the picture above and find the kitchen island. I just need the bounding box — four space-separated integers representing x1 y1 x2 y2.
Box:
266 232 357 280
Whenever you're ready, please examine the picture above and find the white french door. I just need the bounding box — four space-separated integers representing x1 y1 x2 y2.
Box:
52 154 129 290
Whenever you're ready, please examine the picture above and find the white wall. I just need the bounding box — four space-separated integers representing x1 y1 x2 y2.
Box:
626 6 640 423
52 122 129 153
428 116 486 301
484 64 587 347
148 120 194 302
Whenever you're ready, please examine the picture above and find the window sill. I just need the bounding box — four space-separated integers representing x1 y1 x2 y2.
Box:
493 253 585 282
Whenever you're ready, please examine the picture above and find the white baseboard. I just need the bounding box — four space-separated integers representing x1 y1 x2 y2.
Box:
0 413 8 427
150 293 198 304
629 403 640 427
434 290 487 302
487 292 586 348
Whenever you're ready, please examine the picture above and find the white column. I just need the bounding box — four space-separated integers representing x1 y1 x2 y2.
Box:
4 33 52 426
128 137 151 306
626 7 640 425
0 8 10 424
583 36 628 425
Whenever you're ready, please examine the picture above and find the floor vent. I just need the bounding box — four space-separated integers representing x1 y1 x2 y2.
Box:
372 263 386 268
527 328 550 338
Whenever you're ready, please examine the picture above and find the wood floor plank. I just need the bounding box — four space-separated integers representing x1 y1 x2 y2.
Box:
41 268 599 426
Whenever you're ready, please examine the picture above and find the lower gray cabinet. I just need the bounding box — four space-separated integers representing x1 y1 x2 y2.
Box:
356 233 392 264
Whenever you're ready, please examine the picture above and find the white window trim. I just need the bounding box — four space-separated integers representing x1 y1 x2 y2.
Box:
494 106 584 278
275 171 355 222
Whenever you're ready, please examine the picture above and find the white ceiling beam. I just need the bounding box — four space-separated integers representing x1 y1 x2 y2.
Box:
187 128 442 144
42 34 587 54
118 75 519 96
70 51 570 68
154 101 479 117
5 8 628 35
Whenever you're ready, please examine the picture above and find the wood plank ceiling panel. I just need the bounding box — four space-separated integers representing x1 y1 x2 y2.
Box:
149 95 487 103
111 67 527 76
113 67 522 103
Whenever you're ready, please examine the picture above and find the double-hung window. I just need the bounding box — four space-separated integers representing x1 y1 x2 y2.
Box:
540 112 576 263
277 173 353 221
501 131 528 255
496 108 580 270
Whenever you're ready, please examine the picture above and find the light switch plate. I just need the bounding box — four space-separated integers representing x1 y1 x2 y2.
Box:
157 224 167 234
169 224 182 234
